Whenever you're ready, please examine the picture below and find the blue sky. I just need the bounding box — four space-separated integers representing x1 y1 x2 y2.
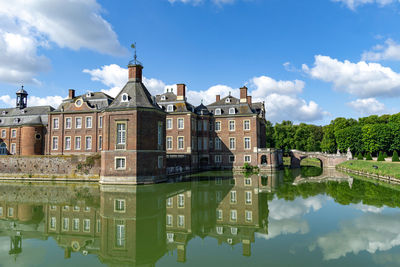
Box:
1 0 400 124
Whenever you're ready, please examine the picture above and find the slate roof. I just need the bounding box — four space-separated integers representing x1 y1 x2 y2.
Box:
206 95 261 116
107 80 161 110
155 92 195 113
54 92 114 112
0 106 54 127
194 103 210 115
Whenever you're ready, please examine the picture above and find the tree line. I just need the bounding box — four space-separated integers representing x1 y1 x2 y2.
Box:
266 113 400 156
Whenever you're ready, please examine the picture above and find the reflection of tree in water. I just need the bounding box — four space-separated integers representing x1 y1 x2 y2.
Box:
274 170 400 208
301 166 323 177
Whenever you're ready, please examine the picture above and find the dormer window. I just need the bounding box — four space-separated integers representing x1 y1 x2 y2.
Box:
229 107 235 114
86 92 92 97
1 111 6 115
21 110 26 114
225 98 231 103
167 105 174 112
14 118 20 123
161 95 166 101
215 108 221 115
121 93 129 102
0 119 2 124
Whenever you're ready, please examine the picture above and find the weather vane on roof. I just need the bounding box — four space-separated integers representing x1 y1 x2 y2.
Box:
129 42 142 66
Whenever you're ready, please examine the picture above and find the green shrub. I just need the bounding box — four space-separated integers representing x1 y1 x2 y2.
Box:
366 153 373 160
357 153 363 160
383 152 388 158
377 151 385 161
393 151 400 162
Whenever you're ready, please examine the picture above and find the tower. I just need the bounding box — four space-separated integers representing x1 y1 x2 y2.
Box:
16 86 28 109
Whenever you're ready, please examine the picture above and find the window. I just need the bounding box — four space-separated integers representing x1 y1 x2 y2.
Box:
166 214 173 226
161 95 166 101
216 177 222 185
11 129 16 138
197 120 202 131
116 222 125 247
178 137 184 150
166 137 172 150
215 137 221 150
0 130 5 138
84 219 90 232
226 98 231 103
203 137 208 150
85 136 92 150
245 178 251 186
115 199 125 212
215 155 222 163
244 137 251 150
229 120 235 131
65 137 71 150
75 117 82 129
86 117 92 128
8 207 14 217
75 136 81 150
230 191 237 203
229 155 235 163
203 120 207 131
244 155 251 163
209 138 213 149
229 138 235 150
73 218 79 231
65 118 72 129
10 143 16 154
158 156 163 169
245 191 252 204
167 105 174 112
75 99 83 107
216 209 223 220
63 205 69 211
84 206 90 212
98 136 102 150
158 122 163 147
244 120 250 130
216 226 223 235
215 121 221 131
73 206 80 211
97 220 101 233
99 116 103 128
0 207 3 216
62 218 69 231
115 157 126 170
215 108 221 115
52 137 58 150
50 205 56 210
178 118 184 129
167 197 173 208
166 118 172 129
50 217 56 230
230 210 237 221
229 107 235 114
53 118 59 129
121 93 129 102
178 215 185 227
117 123 126 146
178 194 185 207
245 210 252 222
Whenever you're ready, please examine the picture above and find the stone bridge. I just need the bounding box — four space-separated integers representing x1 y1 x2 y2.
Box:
289 150 350 169
292 168 353 187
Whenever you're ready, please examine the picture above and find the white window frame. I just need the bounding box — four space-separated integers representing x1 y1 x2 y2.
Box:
167 105 174 112
53 118 59 129
10 143 16 154
75 136 81 150
98 135 102 150
215 137 221 150
11 129 16 138
215 121 221 131
245 210 253 222
229 107 236 114
115 157 126 170
177 118 184 129
73 218 79 231
230 191 237 203
229 120 235 131
244 120 250 130
116 122 127 146
52 136 58 150
85 116 92 129
65 136 71 150
62 217 69 231
215 108 221 115
50 217 56 230
178 215 185 227
75 117 82 129
245 191 252 204
166 118 172 130
1 129 5 138
244 137 251 150
215 155 222 163
114 199 126 212
166 136 173 150
245 178 252 186
121 93 129 102
229 137 236 150
83 219 90 232
230 210 237 221
85 136 92 150
244 155 251 163
166 214 173 226
99 116 103 128
177 136 184 150
65 117 72 129
216 209 223 221
178 194 185 208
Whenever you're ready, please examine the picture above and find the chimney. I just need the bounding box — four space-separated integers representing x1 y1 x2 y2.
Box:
240 86 248 103
128 64 143 82
216 95 221 102
247 95 252 106
177 84 186 101
68 89 75 99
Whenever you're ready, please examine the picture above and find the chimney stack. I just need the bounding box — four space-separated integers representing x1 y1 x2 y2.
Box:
177 84 186 101
68 89 75 99
216 95 221 102
240 86 248 103
247 96 252 106
128 64 143 82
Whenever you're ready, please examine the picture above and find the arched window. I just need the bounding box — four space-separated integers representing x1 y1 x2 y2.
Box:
167 105 174 112
215 108 221 115
0 143 7 155
229 107 235 114
121 93 129 102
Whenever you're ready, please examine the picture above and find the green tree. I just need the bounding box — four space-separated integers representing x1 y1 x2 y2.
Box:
273 121 296 151
321 124 336 153
335 125 363 154
265 120 275 148
377 151 385 161
393 151 399 162
366 153 373 160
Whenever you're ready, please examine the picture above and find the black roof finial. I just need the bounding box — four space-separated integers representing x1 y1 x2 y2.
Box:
129 42 142 66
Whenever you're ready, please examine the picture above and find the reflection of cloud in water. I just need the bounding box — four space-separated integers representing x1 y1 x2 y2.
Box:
0 237 47 266
257 195 328 240
317 213 400 260
352 203 384 214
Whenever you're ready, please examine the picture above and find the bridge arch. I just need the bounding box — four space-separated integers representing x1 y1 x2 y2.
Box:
288 150 348 169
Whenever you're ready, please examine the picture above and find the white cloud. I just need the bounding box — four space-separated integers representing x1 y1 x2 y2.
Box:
316 212 400 260
303 55 400 98
0 95 64 108
83 64 169 97
362 39 400 61
332 0 396 10
353 203 384 213
250 76 304 96
0 0 125 84
347 98 386 115
187 85 240 106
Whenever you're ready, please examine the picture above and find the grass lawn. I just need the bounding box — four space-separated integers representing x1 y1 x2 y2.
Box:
338 160 400 179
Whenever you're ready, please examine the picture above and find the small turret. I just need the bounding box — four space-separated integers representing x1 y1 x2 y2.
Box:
16 86 28 109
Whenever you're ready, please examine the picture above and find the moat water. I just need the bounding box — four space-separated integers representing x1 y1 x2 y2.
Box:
0 167 400 267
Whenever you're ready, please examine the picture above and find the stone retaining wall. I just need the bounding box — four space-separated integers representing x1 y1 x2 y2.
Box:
337 166 400 185
0 154 101 179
